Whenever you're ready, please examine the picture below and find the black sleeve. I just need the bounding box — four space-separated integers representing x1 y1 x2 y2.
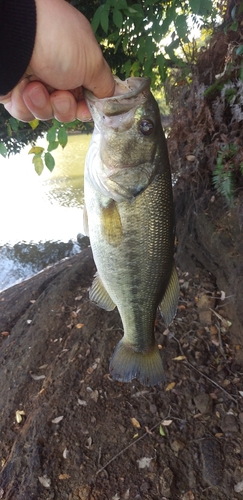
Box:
0 0 37 95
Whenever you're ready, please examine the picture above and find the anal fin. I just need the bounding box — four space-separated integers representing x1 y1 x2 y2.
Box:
159 263 179 327
89 273 116 311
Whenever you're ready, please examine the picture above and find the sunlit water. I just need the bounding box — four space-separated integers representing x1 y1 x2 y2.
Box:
0 134 91 291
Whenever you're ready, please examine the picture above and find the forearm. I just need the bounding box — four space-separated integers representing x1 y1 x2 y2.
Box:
0 0 36 95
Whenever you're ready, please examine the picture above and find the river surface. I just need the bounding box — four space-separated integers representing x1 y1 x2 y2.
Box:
0 134 91 291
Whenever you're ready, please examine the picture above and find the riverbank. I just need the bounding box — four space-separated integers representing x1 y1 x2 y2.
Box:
0 241 242 499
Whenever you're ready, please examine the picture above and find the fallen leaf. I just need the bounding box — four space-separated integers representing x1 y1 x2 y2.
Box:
173 355 186 361
137 457 152 469
38 475 51 488
76 323 84 329
78 399 87 406
85 436 92 449
1 331 10 337
75 295 83 301
131 417 141 428
87 363 98 375
15 410 25 424
145 426 153 435
222 379 231 387
159 425 166 436
186 155 196 161
165 382 176 391
161 419 173 426
31 374 46 381
52 416 64 424
89 390 99 403
58 474 70 480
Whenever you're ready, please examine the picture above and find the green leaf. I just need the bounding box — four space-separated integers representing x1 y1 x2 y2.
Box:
114 0 127 8
157 54 167 82
199 0 213 15
28 146 44 155
175 14 189 41
189 0 200 14
29 118 39 130
159 425 166 436
47 141 59 152
32 154 44 175
100 5 110 33
231 5 236 20
131 61 140 76
113 8 123 28
8 117 19 132
91 5 103 33
0 142 7 157
47 126 57 142
58 127 68 148
229 20 238 32
44 152 55 172
236 45 243 56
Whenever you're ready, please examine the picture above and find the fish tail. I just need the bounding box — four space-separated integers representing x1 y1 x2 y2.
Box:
109 340 165 386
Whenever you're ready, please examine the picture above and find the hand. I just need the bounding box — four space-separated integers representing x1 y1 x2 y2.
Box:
0 0 115 122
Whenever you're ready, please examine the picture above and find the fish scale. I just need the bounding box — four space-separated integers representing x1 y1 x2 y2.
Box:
84 76 179 386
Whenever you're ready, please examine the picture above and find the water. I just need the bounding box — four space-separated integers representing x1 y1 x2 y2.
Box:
0 134 91 291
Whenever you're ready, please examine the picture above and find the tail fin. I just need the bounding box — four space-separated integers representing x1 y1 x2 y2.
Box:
109 339 165 386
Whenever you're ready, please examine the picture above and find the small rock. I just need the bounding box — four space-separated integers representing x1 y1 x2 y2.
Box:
159 467 174 498
221 414 239 433
194 393 212 414
171 439 185 454
140 481 150 493
149 404 157 414
181 492 195 500
200 438 223 487
239 412 243 424
234 480 243 493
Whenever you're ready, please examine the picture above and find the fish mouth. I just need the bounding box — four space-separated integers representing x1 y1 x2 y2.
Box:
84 77 151 117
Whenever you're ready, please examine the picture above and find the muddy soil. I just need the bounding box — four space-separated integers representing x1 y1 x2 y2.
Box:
0 196 243 500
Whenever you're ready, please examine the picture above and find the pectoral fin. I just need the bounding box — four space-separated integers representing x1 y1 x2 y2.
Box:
159 264 179 327
101 200 123 246
83 203 89 237
89 273 116 311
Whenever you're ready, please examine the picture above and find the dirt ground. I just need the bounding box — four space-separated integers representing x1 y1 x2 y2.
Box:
0 217 243 500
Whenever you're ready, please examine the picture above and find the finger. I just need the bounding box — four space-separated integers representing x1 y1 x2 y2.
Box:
4 79 35 122
50 90 78 123
76 99 92 122
22 81 54 120
84 59 115 99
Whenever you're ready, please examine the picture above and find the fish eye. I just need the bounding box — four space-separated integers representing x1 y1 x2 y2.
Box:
139 119 154 136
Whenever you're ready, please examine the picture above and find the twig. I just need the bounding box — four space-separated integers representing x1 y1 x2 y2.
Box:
172 335 239 405
183 360 238 404
96 420 161 476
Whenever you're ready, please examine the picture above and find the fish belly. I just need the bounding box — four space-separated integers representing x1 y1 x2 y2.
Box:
85 169 174 385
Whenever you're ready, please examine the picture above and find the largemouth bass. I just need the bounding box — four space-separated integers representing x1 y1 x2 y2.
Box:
84 77 179 386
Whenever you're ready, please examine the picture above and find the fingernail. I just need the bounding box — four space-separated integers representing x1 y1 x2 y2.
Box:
53 97 72 114
28 87 47 108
